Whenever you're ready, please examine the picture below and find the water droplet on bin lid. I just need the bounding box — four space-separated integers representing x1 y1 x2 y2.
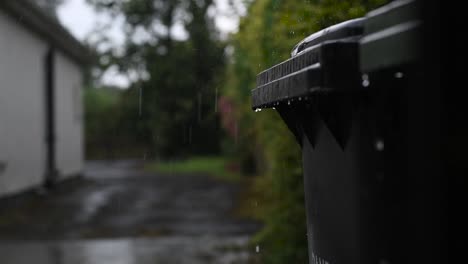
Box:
395 72 404 78
362 79 370 87
375 139 384 151
362 74 370 87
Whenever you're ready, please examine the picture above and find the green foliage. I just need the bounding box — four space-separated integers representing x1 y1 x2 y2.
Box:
145 156 241 182
86 0 226 159
223 0 388 263
84 87 119 158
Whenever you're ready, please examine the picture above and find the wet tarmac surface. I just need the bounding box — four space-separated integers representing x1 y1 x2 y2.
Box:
0 160 260 263
0 236 252 264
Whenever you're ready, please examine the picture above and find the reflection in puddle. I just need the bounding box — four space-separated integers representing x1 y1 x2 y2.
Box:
0 236 251 264
77 186 122 223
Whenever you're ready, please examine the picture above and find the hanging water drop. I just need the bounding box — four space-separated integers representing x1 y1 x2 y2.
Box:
362 74 370 87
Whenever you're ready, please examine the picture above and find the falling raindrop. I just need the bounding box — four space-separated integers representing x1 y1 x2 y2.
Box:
234 121 239 144
395 72 404 78
298 97 302 101
197 92 202 122
272 107 276 110
255 245 260 253
139 86 143 116
188 125 192 144
214 87 218 113
287 100 291 105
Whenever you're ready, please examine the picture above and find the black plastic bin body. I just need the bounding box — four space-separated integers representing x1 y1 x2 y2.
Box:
252 0 443 263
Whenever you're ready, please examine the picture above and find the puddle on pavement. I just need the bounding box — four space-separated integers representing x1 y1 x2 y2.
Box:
0 235 252 264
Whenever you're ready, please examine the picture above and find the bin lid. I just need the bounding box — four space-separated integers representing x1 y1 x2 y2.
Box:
291 18 365 57
252 19 364 110
360 0 422 72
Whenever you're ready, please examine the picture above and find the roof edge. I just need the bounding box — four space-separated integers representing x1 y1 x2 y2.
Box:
0 0 95 66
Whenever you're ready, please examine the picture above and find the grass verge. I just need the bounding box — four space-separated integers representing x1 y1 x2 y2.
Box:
144 156 241 182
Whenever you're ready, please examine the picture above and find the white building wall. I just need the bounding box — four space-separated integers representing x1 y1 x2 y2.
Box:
55 51 84 178
0 10 84 197
0 11 48 196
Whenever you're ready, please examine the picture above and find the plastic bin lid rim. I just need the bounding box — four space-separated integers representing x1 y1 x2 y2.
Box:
291 18 365 57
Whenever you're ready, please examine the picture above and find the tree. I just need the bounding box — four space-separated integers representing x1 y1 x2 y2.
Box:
86 0 225 158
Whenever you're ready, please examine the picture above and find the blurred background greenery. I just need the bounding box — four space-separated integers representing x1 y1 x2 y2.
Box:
84 0 388 262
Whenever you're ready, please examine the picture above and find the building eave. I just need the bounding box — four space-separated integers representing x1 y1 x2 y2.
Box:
0 0 95 66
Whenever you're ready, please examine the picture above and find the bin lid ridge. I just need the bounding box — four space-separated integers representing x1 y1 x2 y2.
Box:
253 39 361 110
252 18 365 109
291 18 365 57
257 47 321 87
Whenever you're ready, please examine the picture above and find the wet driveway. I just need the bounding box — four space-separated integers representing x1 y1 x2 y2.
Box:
0 160 260 263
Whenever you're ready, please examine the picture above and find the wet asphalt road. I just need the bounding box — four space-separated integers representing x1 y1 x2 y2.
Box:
0 160 260 263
